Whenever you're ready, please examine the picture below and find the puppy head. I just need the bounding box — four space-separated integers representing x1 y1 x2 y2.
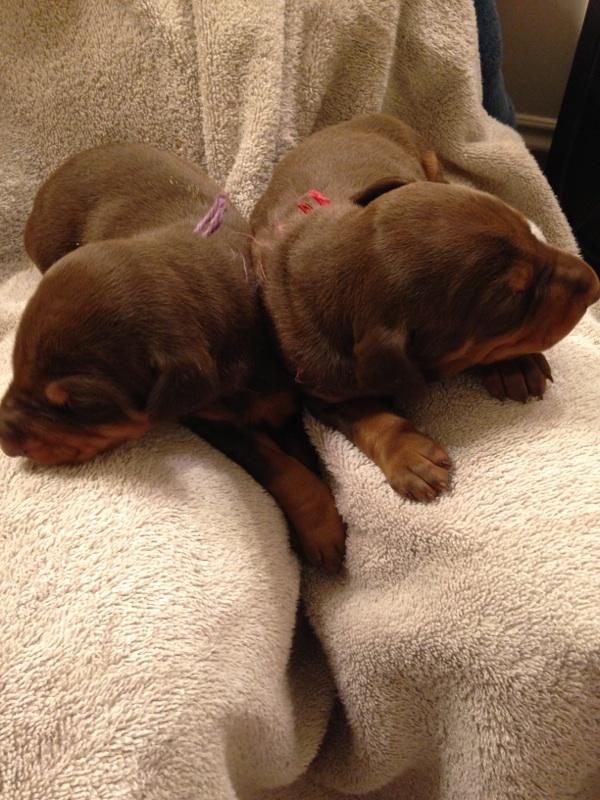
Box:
360 181 600 380
0 373 150 466
0 245 215 466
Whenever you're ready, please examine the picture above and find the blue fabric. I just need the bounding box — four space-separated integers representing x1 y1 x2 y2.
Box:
473 0 516 127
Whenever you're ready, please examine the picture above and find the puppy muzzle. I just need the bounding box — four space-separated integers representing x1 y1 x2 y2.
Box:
0 414 28 457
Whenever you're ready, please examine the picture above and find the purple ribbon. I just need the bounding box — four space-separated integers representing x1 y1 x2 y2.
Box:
194 194 227 237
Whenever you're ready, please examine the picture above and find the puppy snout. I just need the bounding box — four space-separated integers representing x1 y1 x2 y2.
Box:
555 256 600 306
0 414 27 457
585 269 600 305
572 267 600 305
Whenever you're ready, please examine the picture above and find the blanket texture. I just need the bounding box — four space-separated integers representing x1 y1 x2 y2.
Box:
0 2 598 799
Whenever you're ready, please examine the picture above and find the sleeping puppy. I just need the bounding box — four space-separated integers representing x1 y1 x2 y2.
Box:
0 144 345 571
251 113 600 502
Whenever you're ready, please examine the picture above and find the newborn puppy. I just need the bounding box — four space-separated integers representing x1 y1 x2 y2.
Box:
0 144 344 571
251 113 600 502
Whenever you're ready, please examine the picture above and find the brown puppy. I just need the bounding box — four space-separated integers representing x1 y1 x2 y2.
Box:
0 144 345 571
251 114 600 502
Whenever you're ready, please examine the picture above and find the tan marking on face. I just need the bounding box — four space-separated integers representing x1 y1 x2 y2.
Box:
433 256 600 376
44 381 69 405
2 411 151 466
506 261 533 292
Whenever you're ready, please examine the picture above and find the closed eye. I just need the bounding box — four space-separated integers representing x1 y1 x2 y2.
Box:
55 398 125 426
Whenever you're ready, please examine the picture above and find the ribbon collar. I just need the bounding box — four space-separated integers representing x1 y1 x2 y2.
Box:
296 189 331 214
194 194 227 236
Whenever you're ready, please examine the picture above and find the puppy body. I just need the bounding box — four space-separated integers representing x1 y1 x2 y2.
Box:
1 144 345 570
13 145 272 444
252 114 600 500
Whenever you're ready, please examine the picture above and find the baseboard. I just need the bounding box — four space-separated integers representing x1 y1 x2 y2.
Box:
516 113 556 157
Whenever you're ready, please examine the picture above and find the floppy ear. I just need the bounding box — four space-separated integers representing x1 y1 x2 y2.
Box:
421 150 446 183
351 177 409 207
351 157 445 208
353 325 424 396
145 351 219 422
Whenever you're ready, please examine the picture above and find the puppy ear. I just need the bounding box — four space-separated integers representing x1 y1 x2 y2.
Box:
145 351 218 423
351 177 409 207
351 155 445 207
421 150 446 183
353 325 424 396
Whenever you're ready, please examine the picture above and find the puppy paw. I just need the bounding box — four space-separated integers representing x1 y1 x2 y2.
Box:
478 354 552 403
382 431 451 502
293 488 346 574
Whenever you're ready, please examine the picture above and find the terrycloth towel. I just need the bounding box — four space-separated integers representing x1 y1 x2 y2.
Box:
0 2 598 800
296 307 600 799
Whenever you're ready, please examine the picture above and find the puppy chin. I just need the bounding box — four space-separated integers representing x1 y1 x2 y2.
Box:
6 418 149 466
14 433 96 465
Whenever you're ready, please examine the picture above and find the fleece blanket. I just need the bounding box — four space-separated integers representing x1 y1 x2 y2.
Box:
0 2 598 799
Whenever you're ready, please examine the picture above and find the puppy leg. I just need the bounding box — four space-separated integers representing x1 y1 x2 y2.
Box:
308 398 451 502
185 418 345 573
476 354 553 403
267 410 322 476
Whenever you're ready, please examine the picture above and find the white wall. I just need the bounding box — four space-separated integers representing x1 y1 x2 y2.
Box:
496 0 588 122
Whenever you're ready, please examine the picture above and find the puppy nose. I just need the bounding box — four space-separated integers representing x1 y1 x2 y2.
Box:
586 269 600 305
0 415 26 457
555 255 600 306
578 267 600 306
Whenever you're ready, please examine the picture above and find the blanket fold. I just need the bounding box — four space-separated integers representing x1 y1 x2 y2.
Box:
0 2 598 799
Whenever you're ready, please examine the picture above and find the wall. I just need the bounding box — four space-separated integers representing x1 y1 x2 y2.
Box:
496 0 588 125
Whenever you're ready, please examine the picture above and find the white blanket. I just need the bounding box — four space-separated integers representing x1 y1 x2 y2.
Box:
1 2 598 799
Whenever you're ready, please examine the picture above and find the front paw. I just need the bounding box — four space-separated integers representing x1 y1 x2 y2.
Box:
292 482 346 574
478 354 553 403
300 506 346 575
382 430 452 502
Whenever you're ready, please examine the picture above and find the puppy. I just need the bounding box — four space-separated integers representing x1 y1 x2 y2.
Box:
251 114 600 502
0 144 345 571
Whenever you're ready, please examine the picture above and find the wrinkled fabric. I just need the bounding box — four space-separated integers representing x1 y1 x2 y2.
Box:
0 2 597 799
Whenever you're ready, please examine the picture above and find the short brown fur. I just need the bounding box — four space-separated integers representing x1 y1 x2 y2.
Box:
252 114 600 500
1 144 345 570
